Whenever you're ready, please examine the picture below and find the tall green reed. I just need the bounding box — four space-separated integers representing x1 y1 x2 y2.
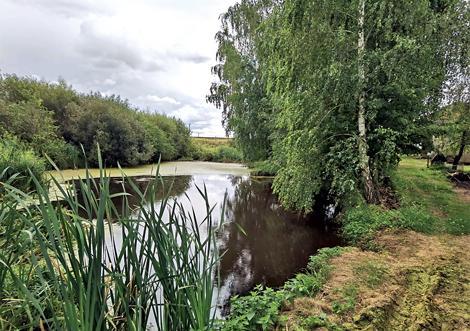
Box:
0 152 222 330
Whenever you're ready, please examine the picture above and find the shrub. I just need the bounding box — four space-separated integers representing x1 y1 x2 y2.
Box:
222 286 287 331
190 138 243 163
0 136 45 192
0 75 194 168
189 143 214 161
41 139 81 169
213 146 243 162
249 160 279 176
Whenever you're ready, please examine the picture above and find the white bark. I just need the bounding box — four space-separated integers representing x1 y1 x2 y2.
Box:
357 0 377 203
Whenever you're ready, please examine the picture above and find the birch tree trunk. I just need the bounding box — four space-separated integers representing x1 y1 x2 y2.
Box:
357 0 378 203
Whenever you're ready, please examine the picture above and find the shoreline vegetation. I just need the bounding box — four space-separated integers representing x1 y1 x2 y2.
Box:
0 155 222 330
222 157 470 330
0 74 244 179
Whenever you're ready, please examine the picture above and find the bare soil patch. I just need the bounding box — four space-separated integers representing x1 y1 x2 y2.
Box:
449 172 470 203
454 186 470 204
281 230 470 330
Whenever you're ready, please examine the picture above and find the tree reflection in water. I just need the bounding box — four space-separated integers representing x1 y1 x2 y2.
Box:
70 175 192 219
70 174 339 315
216 176 340 314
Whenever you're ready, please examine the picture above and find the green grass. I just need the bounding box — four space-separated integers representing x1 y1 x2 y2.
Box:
191 137 234 148
342 204 438 246
331 283 358 315
353 260 388 288
393 158 469 234
342 157 469 245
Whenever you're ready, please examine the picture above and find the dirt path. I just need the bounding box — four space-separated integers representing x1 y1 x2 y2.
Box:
454 186 470 204
281 230 470 330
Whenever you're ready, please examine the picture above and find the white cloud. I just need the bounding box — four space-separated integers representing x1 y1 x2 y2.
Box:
103 78 116 86
0 0 234 136
144 95 181 105
169 105 226 137
12 0 112 18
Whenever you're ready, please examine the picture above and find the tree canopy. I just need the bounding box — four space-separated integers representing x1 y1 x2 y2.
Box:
0 75 193 168
210 0 466 211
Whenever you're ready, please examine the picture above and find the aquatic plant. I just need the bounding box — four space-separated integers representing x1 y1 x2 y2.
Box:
0 151 222 330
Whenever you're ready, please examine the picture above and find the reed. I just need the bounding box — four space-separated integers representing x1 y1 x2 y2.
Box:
0 152 221 330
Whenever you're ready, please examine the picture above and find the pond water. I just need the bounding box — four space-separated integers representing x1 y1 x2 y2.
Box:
72 173 340 315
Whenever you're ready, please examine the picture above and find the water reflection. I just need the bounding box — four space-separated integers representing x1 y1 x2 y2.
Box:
70 175 192 218
215 177 339 314
72 174 340 316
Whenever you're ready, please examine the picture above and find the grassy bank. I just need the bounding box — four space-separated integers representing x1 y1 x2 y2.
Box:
223 157 470 329
342 158 469 245
281 230 469 329
394 158 469 233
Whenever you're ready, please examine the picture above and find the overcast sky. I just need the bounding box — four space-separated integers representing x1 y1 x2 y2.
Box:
0 0 235 136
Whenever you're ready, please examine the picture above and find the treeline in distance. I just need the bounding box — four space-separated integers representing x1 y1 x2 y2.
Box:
0 74 192 170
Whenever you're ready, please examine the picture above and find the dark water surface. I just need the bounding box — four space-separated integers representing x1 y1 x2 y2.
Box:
72 174 340 314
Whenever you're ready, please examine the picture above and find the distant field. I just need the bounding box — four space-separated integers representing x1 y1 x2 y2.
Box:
190 137 242 162
191 137 234 148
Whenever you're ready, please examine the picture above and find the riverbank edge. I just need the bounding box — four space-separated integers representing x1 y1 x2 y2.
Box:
221 157 470 330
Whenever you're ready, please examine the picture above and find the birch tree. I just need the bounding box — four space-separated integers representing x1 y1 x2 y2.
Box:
211 0 457 211
357 0 378 203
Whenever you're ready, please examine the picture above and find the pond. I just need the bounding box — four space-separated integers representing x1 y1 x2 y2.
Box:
70 171 341 316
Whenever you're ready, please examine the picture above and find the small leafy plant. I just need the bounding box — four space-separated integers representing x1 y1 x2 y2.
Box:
331 284 358 315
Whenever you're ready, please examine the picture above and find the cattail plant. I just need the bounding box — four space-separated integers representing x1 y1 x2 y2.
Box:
0 152 222 330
